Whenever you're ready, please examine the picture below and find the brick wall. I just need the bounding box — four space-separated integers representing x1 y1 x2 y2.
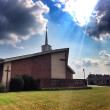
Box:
36 79 87 90
11 54 51 79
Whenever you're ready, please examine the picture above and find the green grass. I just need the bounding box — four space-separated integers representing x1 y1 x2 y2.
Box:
0 87 110 110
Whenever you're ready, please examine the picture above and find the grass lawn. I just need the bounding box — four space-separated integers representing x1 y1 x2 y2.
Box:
0 87 110 110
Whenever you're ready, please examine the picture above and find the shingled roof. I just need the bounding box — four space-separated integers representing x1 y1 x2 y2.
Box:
0 48 69 63
67 65 75 74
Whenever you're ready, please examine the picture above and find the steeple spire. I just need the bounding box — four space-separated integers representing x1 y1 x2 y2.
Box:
45 27 48 45
41 27 52 52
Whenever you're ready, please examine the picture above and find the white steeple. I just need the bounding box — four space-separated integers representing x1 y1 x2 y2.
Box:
45 27 48 45
41 27 52 52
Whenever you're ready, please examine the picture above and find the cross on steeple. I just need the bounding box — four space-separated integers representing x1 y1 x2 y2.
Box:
41 27 52 52
5 66 10 89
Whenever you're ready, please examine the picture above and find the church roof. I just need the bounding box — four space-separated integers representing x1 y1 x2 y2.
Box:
0 58 4 62
0 48 69 63
67 65 75 74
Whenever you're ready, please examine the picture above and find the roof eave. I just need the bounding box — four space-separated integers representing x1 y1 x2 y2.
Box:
67 65 75 74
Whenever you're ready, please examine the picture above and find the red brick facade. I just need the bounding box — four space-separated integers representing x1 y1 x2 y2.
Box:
11 54 51 79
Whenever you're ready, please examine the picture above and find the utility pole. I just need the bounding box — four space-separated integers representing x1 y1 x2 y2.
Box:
83 69 85 79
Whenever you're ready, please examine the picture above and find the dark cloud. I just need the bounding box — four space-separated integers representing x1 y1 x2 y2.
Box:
0 0 49 48
85 0 110 40
73 58 99 69
82 59 99 67
99 51 110 59
105 62 110 66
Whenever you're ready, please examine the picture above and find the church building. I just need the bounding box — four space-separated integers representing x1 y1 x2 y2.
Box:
0 28 75 88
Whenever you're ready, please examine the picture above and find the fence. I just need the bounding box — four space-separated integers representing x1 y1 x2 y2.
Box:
36 79 87 90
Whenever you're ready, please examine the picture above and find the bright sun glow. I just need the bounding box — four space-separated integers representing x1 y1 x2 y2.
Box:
63 0 99 26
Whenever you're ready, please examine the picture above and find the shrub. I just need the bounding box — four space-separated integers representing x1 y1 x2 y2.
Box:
9 75 24 92
22 74 31 91
0 83 5 93
30 76 36 90
9 74 36 92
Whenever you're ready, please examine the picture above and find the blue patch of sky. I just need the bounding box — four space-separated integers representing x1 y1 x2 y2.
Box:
40 0 104 60
1 0 109 61
0 33 43 58
92 12 97 16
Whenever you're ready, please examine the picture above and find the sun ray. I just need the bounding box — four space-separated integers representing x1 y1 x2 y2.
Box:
61 0 99 26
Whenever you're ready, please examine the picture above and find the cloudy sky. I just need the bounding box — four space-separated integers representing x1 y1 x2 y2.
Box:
0 0 110 78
